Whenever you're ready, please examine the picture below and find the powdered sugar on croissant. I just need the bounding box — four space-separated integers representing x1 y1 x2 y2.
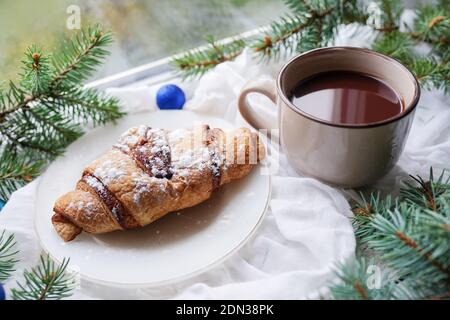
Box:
52 125 265 241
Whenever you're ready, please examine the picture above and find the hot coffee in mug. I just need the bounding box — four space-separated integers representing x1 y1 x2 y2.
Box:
289 70 403 125
238 47 420 187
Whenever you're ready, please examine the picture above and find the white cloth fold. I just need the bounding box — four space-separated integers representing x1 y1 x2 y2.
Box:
1 29 449 299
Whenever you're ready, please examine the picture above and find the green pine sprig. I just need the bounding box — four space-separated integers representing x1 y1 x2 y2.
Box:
373 0 403 32
411 5 449 52
328 258 396 300
172 36 246 79
51 28 114 90
401 168 450 210
172 0 450 93
372 30 449 93
329 168 450 300
0 231 18 283
11 255 76 300
251 13 324 60
20 45 54 96
0 25 125 200
0 230 75 300
252 0 361 60
0 151 43 201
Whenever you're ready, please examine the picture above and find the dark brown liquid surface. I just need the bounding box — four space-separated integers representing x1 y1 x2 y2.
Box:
290 71 403 125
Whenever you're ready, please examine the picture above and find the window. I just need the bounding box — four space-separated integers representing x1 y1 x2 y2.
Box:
0 0 284 81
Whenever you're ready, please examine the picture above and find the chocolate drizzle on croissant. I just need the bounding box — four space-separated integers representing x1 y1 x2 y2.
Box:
115 127 174 180
52 125 265 241
81 173 140 229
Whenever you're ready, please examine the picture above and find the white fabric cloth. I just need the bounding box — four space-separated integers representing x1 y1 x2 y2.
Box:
1 24 449 299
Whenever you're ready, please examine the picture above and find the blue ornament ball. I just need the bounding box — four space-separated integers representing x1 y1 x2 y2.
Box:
156 84 186 110
0 283 5 300
0 199 5 212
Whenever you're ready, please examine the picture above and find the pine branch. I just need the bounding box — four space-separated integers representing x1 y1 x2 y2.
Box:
372 31 414 63
51 26 113 90
1 232 75 300
251 14 317 59
171 36 246 79
0 82 27 120
372 0 403 32
401 168 450 210
411 5 449 51
251 4 339 60
0 151 43 201
330 169 450 300
20 45 53 96
0 26 116 118
351 192 395 240
171 0 449 94
0 231 18 283
172 1 366 72
284 0 314 13
329 258 396 300
11 255 75 300
372 31 450 93
285 0 368 26
360 2 450 92
50 87 123 126
0 25 124 200
368 205 450 281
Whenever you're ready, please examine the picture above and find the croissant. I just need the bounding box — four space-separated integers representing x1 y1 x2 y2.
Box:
52 125 265 241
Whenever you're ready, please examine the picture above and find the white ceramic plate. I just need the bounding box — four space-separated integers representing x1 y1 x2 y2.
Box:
35 110 271 287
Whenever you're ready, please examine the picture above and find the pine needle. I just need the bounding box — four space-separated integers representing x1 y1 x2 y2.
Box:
172 0 450 94
11 255 75 300
172 36 246 79
0 231 19 283
0 25 124 200
329 169 450 300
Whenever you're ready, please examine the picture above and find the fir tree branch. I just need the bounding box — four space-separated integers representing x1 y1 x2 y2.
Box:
0 25 124 200
284 0 313 13
11 255 75 300
251 6 336 59
329 258 396 300
330 169 450 300
171 0 450 94
0 82 28 121
372 30 450 93
374 209 450 279
172 0 366 72
0 151 43 201
171 36 246 79
371 31 414 63
0 231 19 283
374 0 403 32
50 87 123 126
402 168 450 211
20 45 53 96
51 26 113 90
0 26 115 118
411 5 449 49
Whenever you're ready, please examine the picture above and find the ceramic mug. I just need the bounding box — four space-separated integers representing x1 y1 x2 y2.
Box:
238 47 420 187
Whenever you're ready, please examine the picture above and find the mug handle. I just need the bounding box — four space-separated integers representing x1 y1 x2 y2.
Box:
238 78 277 130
